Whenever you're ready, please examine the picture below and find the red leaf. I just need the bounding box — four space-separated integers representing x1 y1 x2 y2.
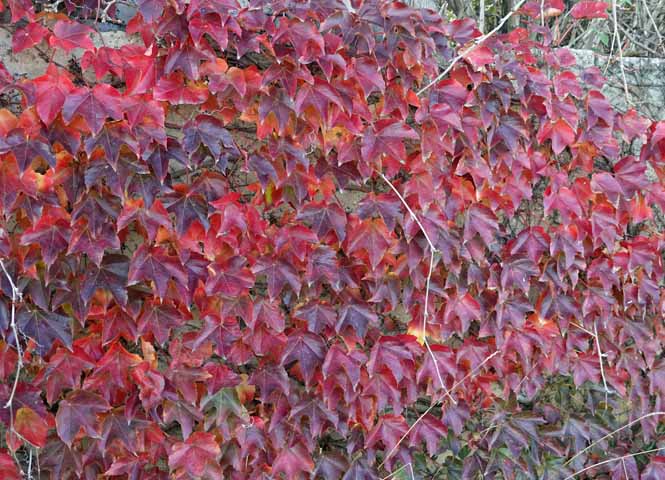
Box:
32 65 76 126
62 85 124 135
14 407 48 448
538 118 576 155
17 307 73 356
365 414 409 453
252 255 301 300
346 218 393 270
570 1 609 19
272 442 315 479
297 202 347 242
205 256 254 297
128 245 188 299
12 22 49 53
168 432 222 478
409 413 447 456
0 451 20 480
55 390 110 446
49 20 95 52
0 128 55 172
281 330 326 386
153 72 210 104
336 302 378 338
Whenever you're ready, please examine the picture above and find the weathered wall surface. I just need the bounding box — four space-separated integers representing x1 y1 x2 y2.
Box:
570 48 665 120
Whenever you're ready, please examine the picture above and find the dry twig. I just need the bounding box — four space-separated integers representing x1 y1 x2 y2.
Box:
422 0 527 96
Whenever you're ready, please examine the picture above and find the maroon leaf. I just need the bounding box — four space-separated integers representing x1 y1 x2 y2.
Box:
56 390 110 446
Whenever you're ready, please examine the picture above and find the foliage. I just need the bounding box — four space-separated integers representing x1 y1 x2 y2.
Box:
0 0 664 479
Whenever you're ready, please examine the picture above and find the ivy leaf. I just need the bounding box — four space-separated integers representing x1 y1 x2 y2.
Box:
0 452 21 480
297 202 347 242
365 414 409 453
56 390 110 446
168 432 222 478
81 254 129 306
84 121 139 170
14 406 48 447
281 330 326 386
49 20 95 52
252 256 301 300
408 413 447 456
127 245 188 298
183 115 240 171
135 0 165 22
41 346 95 404
357 193 403 231
0 128 55 172
464 204 499 248
62 85 124 135
570 1 609 19
162 184 209 234
272 442 315 480
153 72 209 105
17 307 73 356
164 40 211 81
205 256 254 297
336 302 378 338
361 119 418 164
137 299 188 346
295 301 337 334
346 218 393 270
12 22 49 53
538 118 576 155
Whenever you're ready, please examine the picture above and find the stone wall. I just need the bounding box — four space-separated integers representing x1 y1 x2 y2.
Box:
1 26 664 121
569 48 665 120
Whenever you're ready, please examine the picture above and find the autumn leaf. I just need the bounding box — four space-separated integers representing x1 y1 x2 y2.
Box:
49 20 95 52
56 390 110 446
168 432 222 478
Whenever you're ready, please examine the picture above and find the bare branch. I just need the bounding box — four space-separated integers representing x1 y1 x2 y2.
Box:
564 447 664 480
593 320 611 407
0 259 23 410
421 0 527 96
610 0 630 104
564 411 665 467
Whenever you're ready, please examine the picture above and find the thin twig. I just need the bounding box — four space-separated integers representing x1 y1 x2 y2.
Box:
564 411 665 466
611 0 630 105
479 0 486 33
593 320 611 407
641 0 664 53
564 447 664 479
0 259 23 409
381 461 415 480
419 0 527 96
377 172 456 405
569 321 595 338
378 350 500 467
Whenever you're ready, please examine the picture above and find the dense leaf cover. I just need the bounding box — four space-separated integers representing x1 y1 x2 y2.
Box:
0 0 664 478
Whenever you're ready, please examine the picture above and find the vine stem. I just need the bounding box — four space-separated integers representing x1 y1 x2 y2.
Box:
610 0 630 104
380 462 414 480
376 171 501 471
424 0 528 96
0 258 26 476
376 172 454 404
378 350 500 469
563 447 664 480
564 411 665 467
0 259 23 409
593 320 611 407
